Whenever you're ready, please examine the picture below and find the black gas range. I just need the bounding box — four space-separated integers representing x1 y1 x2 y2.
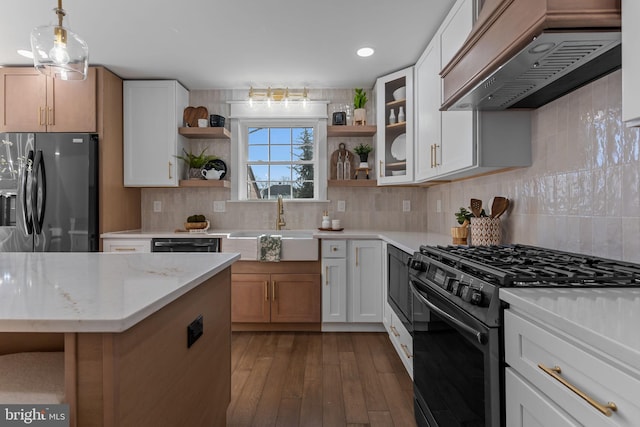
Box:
409 244 640 427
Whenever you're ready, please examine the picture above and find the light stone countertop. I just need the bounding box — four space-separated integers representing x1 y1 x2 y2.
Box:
0 252 239 333
500 288 640 373
101 229 453 254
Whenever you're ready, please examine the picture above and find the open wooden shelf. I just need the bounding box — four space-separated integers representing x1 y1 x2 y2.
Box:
178 127 231 139
327 125 377 137
328 179 378 187
385 98 406 108
179 179 231 188
385 122 406 131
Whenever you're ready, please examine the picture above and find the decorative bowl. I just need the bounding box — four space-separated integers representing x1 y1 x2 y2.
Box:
393 86 406 101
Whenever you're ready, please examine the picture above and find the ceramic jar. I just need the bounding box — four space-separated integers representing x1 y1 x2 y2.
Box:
470 217 502 246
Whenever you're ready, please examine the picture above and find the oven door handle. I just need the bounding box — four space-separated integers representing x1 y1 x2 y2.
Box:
410 282 486 345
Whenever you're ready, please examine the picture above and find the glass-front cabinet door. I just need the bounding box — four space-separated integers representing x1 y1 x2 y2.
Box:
375 66 414 185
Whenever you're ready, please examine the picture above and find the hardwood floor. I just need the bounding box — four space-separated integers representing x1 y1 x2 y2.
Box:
227 332 416 427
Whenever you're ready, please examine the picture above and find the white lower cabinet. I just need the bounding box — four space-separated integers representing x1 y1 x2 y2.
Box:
321 239 383 328
505 309 640 427
102 238 151 253
385 304 413 378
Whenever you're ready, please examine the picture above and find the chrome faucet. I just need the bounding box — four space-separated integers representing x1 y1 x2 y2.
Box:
276 194 286 230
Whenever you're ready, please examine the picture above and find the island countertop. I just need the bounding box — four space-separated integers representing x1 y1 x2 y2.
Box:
0 252 240 333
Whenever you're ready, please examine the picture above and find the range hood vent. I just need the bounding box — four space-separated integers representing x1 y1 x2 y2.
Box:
449 31 621 111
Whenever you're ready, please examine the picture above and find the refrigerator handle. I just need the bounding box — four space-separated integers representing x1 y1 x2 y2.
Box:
22 150 35 235
32 150 47 235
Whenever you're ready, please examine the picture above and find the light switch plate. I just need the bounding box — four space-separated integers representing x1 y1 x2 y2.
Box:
213 200 226 212
337 200 346 212
403 200 411 212
153 201 162 213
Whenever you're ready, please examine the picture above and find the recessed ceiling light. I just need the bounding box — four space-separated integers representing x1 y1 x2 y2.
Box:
17 49 33 59
356 47 375 57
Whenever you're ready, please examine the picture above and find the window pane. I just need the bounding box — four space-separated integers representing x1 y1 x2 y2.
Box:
293 181 314 199
270 145 291 162
292 164 314 181
270 165 291 181
248 145 268 162
248 127 268 144
270 128 291 144
248 165 268 181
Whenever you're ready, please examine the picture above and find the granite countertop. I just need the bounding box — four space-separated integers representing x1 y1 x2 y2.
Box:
0 252 239 333
500 288 640 373
102 229 452 254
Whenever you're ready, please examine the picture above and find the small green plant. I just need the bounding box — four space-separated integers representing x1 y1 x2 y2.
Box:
175 148 218 168
353 143 372 155
455 207 472 225
353 88 368 109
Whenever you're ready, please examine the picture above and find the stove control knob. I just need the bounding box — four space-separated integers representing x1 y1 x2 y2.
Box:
469 289 483 306
451 281 462 296
444 278 457 292
409 258 426 272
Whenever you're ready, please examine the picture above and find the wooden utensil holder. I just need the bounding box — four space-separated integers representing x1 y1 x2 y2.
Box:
450 226 469 245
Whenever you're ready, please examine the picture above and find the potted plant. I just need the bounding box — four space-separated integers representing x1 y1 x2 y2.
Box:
452 207 472 245
353 88 368 125
175 148 218 179
353 143 373 167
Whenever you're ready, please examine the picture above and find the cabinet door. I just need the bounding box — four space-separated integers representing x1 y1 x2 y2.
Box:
505 368 580 427
48 67 97 132
349 240 383 322
414 37 442 181
622 0 640 126
322 258 347 322
439 0 475 176
0 68 47 132
270 273 321 323
231 273 271 323
375 67 414 185
123 80 187 187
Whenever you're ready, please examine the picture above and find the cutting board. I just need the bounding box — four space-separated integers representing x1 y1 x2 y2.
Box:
329 143 357 180
183 106 209 127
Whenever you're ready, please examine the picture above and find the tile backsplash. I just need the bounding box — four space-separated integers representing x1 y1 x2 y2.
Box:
426 70 640 263
141 71 639 262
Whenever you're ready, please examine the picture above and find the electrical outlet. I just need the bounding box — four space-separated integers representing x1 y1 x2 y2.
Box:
403 200 411 212
213 200 226 212
153 201 162 213
436 199 442 213
337 200 346 212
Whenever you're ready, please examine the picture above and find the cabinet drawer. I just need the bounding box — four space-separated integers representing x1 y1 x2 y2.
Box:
387 310 413 378
322 240 346 258
103 239 151 253
505 310 640 426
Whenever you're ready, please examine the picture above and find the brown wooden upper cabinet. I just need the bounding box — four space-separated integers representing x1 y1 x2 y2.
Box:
0 67 97 132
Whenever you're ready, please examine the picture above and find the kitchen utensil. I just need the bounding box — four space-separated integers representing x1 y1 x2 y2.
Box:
470 199 483 217
491 197 509 219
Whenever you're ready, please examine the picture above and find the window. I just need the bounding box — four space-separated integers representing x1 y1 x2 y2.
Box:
229 102 328 201
245 126 315 200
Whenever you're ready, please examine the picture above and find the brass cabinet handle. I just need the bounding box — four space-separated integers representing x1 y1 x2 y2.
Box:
430 144 434 168
390 325 400 337
538 364 618 417
48 106 54 125
38 107 45 126
264 281 268 301
355 247 359 267
168 161 173 180
272 281 276 301
400 344 413 358
434 144 440 167
114 247 136 252
379 160 384 177
325 266 329 286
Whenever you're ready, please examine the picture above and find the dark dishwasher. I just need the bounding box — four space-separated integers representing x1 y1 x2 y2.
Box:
387 244 412 333
151 237 220 252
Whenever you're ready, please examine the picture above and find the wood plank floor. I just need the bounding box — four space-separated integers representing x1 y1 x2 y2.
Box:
227 332 416 427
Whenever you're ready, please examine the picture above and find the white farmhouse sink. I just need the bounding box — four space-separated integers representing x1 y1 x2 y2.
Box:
222 230 318 261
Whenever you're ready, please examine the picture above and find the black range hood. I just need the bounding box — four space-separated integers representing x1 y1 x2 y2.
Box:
448 31 621 111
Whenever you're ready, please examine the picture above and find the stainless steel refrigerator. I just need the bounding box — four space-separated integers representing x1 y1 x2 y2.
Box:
0 133 98 252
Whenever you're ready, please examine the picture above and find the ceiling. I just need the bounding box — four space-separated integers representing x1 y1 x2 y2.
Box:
0 0 456 91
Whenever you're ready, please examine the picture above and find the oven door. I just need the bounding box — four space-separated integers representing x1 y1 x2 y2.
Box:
410 278 502 427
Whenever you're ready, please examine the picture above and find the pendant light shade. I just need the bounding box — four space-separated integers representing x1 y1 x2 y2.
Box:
30 0 88 81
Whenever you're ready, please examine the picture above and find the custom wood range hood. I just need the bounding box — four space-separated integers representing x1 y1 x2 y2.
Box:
440 0 621 111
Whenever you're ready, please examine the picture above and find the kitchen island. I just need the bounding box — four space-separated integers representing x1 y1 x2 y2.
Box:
0 252 240 427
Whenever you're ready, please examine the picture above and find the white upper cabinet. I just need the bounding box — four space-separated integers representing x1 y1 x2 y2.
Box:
622 0 640 127
375 67 414 185
124 80 188 187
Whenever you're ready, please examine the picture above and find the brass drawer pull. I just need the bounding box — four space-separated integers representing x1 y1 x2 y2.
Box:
390 325 400 337
168 161 173 180
264 281 268 301
114 247 136 252
538 364 617 417
272 281 276 301
379 160 384 177
325 266 329 286
400 343 413 359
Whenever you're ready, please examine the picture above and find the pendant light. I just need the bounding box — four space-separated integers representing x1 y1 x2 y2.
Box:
30 0 89 81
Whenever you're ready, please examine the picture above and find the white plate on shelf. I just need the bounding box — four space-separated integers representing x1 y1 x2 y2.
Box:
391 133 406 161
